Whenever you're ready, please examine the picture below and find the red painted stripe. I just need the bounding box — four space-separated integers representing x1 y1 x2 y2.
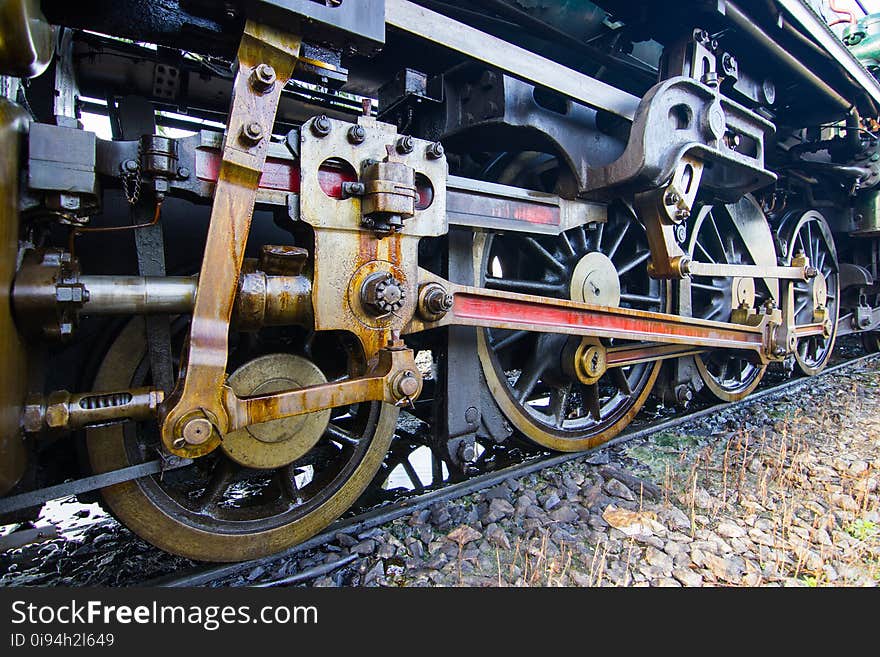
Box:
454 293 763 347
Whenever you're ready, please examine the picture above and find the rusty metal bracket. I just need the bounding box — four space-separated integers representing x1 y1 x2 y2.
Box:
223 343 422 433
159 22 303 458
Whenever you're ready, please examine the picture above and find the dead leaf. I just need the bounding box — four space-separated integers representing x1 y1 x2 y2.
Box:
602 505 663 537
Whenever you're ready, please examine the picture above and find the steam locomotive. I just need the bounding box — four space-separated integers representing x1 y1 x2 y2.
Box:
1 0 878 562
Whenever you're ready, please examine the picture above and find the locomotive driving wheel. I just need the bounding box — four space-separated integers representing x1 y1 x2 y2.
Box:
475 202 668 452
688 198 772 401
87 319 398 562
780 210 840 376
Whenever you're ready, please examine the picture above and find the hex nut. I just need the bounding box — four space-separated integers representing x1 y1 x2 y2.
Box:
396 135 414 154
251 63 277 93
312 115 332 137
348 125 366 144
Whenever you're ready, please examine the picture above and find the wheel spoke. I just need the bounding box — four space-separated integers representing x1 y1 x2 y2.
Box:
401 459 424 491
486 277 566 295
691 281 725 294
607 221 630 260
616 250 650 277
620 292 663 306
491 329 531 351
550 384 571 427
521 237 568 275
610 368 633 396
581 383 602 421
195 458 237 511
326 423 360 447
515 352 546 402
694 240 717 263
710 217 730 261
560 232 576 257
279 463 303 503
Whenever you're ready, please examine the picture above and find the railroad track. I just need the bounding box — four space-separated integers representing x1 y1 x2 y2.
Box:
139 348 878 587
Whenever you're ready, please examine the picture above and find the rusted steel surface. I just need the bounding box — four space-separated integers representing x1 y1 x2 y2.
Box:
224 345 421 432
0 98 29 495
159 22 303 457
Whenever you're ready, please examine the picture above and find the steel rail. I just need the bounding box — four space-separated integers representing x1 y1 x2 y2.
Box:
144 350 878 587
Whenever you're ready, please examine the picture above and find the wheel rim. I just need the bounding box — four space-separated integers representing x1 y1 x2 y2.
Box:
689 201 768 401
87 319 398 562
783 211 840 375
475 203 666 452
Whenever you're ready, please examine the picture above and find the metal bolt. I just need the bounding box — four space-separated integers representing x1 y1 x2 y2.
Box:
177 166 190 179
702 71 719 88
425 287 453 314
172 437 187 450
362 272 406 316
720 53 737 76
675 223 688 244
341 181 365 198
675 208 691 221
674 384 693 406
464 406 480 425
458 442 476 464
394 370 420 399
773 346 787 358
347 124 366 144
250 63 277 93
426 142 445 159
241 121 265 146
396 135 415 155
182 417 213 445
665 191 680 206
312 115 332 137
123 159 139 174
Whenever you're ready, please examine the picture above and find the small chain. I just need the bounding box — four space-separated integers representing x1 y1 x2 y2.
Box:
122 144 142 205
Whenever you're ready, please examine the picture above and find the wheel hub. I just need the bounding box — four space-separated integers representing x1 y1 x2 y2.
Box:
222 354 331 470
570 252 620 307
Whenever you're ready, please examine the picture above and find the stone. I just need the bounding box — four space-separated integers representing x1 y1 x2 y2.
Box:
541 492 562 511
483 497 515 524
702 553 746 583
447 525 482 546
655 578 682 587
524 505 548 521
672 568 703 587
660 506 692 533
644 546 674 573
486 525 511 550
406 539 424 559
335 532 358 548
363 560 385 586
351 539 377 556
549 505 579 524
377 543 397 560
716 521 747 539
604 478 637 502
831 493 860 512
570 570 591 587
483 485 511 501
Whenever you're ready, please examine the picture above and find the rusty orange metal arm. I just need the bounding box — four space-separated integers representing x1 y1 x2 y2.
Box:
224 346 422 433
159 23 302 457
